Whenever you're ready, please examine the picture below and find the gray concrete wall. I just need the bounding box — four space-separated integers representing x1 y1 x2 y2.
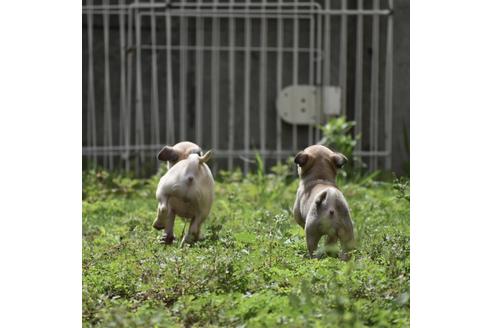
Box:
391 0 410 174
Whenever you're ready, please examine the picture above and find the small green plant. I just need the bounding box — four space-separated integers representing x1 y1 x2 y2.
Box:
393 174 410 202
318 116 375 182
318 116 359 161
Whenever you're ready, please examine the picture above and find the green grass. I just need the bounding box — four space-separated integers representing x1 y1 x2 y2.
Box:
83 166 409 327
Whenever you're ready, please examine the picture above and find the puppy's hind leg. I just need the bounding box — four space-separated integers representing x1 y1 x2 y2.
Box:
338 226 356 261
324 234 339 258
305 226 322 259
180 216 202 247
160 209 176 245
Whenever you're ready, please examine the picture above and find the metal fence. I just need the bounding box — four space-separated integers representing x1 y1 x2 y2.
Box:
82 0 394 175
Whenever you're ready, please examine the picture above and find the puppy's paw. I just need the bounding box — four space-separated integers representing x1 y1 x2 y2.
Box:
153 217 165 230
305 252 318 259
179 234 196 248
339 251 352 261
159 233 175 245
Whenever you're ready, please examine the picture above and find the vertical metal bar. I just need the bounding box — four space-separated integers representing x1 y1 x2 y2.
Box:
195 0 203 149
195 0 204 146
211 0 220 175
244 0 252 173
135 9 144 174
259 0 268 169
292 0 299 152
86 0 97 168
179 0 189 141
322 0 331 137
227 0 236 170
276 0 284 164
125 2 133 172
150 1 160 143
354 0 363 155
118 0 127 171
384 0 394 170
308 14 314 145
339 0 348 117
103 0 113 170
370 0 380 170
315 6 322 142
166 5 175 145
150 0 160 171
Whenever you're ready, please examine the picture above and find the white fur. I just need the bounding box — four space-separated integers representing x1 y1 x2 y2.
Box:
154 153 214 246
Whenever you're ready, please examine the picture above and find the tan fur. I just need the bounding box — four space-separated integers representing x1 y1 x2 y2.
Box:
292 145 355 260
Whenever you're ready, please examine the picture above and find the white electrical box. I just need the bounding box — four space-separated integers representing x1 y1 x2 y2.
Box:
276 85 342 125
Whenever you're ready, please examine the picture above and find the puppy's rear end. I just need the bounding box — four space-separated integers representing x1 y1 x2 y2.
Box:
306 187 355 259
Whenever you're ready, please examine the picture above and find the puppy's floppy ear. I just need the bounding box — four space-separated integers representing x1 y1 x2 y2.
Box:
331 152 348 169
294 151 310 167
157 146 179 162
198 150 212 164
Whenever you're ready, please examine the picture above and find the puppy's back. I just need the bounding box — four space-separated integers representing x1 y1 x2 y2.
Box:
156 154 214 202
296 182 339 224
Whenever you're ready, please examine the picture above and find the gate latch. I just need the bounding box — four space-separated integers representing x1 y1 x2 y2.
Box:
276 85 341 125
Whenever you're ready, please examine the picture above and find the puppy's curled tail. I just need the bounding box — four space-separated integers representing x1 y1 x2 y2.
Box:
314 190 328 207
198 150 212 164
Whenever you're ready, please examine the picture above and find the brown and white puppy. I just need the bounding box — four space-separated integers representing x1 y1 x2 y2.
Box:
153 142 215 246
293 145 355 260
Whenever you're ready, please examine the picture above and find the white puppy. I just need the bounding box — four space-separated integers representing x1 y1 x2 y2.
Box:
154 144 214 246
